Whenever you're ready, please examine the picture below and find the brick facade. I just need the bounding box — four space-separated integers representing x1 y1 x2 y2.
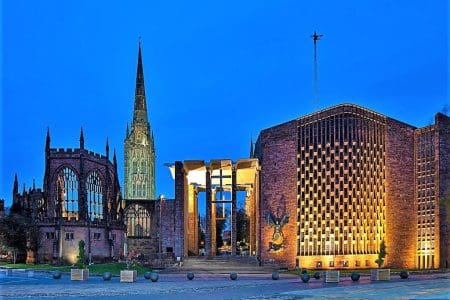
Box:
256 104 449 269
384 118 416 268
256 120 298 268
436 113 450 268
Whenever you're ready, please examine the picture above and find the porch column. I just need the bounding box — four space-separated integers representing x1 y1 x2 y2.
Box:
205 167 212 256
231 168 237 256
174 161 185 259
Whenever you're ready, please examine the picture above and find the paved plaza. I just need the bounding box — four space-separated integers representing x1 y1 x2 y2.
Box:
0 270 449 299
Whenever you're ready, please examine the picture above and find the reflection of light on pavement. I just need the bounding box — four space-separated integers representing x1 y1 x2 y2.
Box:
0 277 39 284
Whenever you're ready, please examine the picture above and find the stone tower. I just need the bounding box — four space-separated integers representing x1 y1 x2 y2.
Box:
124 42 156 200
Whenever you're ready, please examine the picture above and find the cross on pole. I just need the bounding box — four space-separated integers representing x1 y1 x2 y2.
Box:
311 31 324 111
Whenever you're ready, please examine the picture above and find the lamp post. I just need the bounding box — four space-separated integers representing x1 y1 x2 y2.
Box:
158 194 165 260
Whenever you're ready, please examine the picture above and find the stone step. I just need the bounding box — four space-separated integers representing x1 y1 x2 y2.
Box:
161 255 280 274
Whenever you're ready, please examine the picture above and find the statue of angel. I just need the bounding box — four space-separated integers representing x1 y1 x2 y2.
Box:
266 212 289 252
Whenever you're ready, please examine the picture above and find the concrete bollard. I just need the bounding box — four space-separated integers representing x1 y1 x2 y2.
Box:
351 272 360 282
144 272 152 280
102 272 112 281
52 270 62 279
313 272 321 280
150 272 159 282
271 271 279 280
187 272 194 280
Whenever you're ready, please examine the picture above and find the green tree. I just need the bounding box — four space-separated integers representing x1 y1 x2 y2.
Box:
198 215 205 251
76 240 86 268
27 222 42 264
0 214 27 264
216 219 226 249
375 240 387 268
236 208 249 243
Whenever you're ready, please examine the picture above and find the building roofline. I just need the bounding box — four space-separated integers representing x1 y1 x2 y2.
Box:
260 103 419 135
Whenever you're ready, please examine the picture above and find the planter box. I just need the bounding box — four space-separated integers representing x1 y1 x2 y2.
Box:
120 270 137 283
71 269 89 281
371 269 390 281
324 270 340 283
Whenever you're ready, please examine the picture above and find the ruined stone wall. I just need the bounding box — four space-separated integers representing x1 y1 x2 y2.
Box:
13 145 123 264
385 118 416 268
46 148 119 222
160 199 176 255
38 224 124 264
256 119 298 268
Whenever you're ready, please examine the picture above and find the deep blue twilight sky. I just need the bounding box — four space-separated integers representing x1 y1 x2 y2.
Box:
1 1 448 206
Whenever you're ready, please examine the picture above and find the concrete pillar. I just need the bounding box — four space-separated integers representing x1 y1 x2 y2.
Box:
174 161 185 259
231 168 237 256
187 184 198 255
211 192 216 256
205 168 212 256
194 190 199 255
248 191 255 256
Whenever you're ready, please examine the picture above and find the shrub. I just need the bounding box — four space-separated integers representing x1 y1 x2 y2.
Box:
76 240 86 269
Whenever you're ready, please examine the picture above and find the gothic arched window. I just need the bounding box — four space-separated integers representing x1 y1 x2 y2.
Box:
55 167 79 219
142 160 147 174
125 204 150 237
37 197 46 220
86 171 103 221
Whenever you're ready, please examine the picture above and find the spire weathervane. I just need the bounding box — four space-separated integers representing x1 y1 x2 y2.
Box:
311 31 323 111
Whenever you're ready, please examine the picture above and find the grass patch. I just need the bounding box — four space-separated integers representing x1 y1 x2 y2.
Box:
0 262 152 276
88 263 152 276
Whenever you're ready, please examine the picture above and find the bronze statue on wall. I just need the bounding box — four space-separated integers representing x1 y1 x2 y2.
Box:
266 212 289 252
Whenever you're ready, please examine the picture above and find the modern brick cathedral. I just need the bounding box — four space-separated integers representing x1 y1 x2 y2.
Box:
255 104 450 269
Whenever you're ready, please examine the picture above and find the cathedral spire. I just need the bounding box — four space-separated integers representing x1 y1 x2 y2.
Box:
133 40 148 124
249 137 254 158
113 149 118 171
106 137 110 159
45 127 51 152
13 174 18 195
124 40 156 201
136 39 145 98
80 127 85 149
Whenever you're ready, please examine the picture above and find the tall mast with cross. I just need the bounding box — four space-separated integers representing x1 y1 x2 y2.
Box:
311 31 323 111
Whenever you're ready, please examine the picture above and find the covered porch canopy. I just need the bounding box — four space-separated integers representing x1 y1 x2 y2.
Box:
168 159 259 257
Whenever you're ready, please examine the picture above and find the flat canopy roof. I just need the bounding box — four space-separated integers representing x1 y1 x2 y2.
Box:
166 159 259 188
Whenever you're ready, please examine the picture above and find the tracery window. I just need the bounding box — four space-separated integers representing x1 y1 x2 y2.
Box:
131 156 147 198
126 204 150 237
87 171 103 221
37 197 46 219
56 167 79 219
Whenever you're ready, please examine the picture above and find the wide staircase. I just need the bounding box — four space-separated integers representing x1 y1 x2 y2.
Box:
161 256 280 274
